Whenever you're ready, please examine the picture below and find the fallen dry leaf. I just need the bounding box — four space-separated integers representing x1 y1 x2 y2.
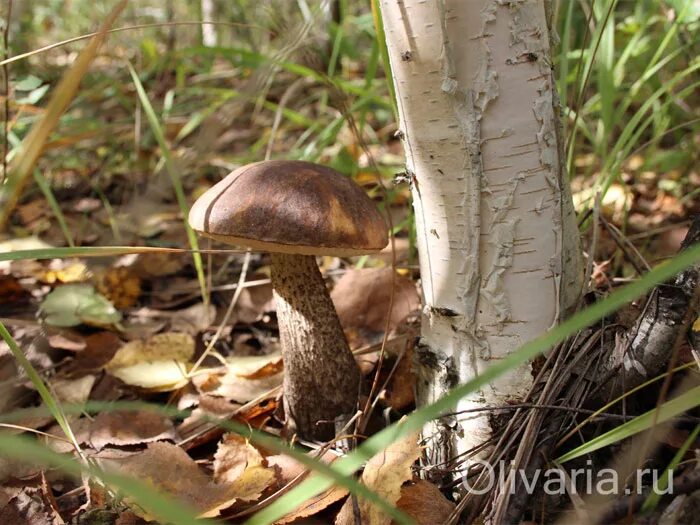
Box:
336 431 421 525
332 268 420 348
267 451 348 525
0 486 55 525
177 395 240 450
0 275 31 311
115 511 149 524
192 354 282 403
105 332 194 390
88 411 177 451
277 486 348 525
132 252 186 278
50 375 96 405
393 479 455 525
235 281 274 324
213 433 261 484
169 302 216 335
46 329 86 351
104 441 274 519
382 346 416 411
65 331 122 376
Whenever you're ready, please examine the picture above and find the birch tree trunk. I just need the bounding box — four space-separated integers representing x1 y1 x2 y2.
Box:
201 0 217 47
379 0 583 478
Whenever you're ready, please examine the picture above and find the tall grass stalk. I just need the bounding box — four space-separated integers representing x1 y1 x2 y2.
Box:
127 62 208 304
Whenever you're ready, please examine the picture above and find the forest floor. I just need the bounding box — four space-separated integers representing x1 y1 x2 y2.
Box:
1 3 699 524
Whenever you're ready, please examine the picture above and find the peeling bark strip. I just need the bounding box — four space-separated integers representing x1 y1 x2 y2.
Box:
380 0 582 474
597 216 700 401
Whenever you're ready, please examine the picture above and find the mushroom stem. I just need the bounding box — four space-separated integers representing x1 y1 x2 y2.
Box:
270 252 360 440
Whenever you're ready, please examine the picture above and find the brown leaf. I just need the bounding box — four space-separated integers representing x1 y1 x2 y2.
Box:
0 487 56 525
277 486 348 525
132 252 186 278
266 451 348 525
235 281 275 324
331 268 419 348
88 411 177 451
177 395 241 451
169 302 216 335
46 329 86 352
239 358 284 380
51 375 96 405
238 398 277 427
335 431 421 525
115 511 149 524
382 347 416 411
0 275 31 310
95 267 142 309
65 331 122 376
393 480 455 525
213 433 260 485
192 354 282 403
105 441 274 519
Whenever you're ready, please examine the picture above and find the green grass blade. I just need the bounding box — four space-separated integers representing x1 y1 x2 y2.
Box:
371 0 398 121
557 0 575 140
0 321 81 453
248 243 700 524
0 434 212 525
33 169 75 247
555 385 700 464
600 75 700 194
595 0 616 156
565 0 618 168
557 362 695 448
642 425 700 513
642 422 700 512
127 62 208 305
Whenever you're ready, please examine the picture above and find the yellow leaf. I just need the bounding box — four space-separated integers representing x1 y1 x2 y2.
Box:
105 332 194 390
335 431 421 525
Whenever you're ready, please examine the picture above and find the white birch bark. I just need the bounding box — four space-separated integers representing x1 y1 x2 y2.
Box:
379 0 582 475
201 0 217 47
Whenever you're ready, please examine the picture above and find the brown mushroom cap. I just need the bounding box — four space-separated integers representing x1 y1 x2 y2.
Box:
188 160 389 256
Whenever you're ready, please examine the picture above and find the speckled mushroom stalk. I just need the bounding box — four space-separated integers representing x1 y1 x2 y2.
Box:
270 252 359 440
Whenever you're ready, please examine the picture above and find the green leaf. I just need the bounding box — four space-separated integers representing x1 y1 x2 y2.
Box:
16 84 51 105
14 74 43 91
40 284 121 327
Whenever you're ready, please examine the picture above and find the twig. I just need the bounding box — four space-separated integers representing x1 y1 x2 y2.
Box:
440 403 700 423
600 216 651 274
0 21 262 67
1 0 11 184
188 249 252 376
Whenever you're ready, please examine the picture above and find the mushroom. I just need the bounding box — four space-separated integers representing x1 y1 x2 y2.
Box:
188 160 388 440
